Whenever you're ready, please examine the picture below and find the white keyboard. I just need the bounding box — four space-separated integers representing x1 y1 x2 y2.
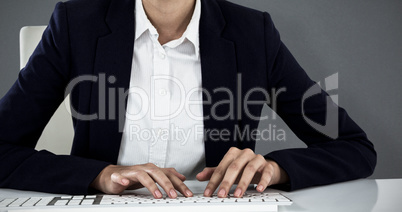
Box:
0 192 292 212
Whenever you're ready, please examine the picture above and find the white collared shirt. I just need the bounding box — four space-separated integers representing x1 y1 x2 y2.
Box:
117 0 205 179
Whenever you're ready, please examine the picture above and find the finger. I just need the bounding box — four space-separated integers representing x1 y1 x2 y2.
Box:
134 171 164 199
196 167 216 181
217 148 256 198
234 154 266 197
165 171 193 197
204 147 240 197
256 162 275 192
167 168 187 181
111 172 130 187
145 166 178 199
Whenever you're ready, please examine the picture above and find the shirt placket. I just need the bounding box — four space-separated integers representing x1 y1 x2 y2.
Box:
149 34 170 168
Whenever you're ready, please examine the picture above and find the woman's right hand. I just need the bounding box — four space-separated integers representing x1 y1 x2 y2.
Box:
90 163 193 199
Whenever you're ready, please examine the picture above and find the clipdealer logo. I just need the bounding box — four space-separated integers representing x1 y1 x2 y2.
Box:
63 72 340 140
302 73 339 139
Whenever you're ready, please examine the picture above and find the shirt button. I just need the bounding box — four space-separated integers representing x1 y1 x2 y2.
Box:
158 89 167 96
159 52 166 59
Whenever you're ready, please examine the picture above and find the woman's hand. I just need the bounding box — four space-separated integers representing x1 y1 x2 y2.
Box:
196 147 289 198
90 163 193 199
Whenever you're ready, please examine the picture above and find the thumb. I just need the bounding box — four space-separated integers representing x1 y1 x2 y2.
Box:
111 172 130 186
196 167 216 181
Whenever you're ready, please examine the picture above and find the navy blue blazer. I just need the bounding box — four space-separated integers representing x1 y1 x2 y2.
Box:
0 0 376 195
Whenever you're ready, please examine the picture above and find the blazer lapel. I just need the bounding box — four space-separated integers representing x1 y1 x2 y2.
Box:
200 0 239 167
88 0 135 164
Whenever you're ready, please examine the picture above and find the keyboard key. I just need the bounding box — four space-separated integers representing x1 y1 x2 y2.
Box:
35 197 54 206
138 200 153 204
72 196 85 200
81 199 94 205
8 198 29 207
103 195 120 199
151 199 165 204
193 198 209 203
68 200 82 206
54 200 69 206
60 196 73 199
249 198 264 203
126 200 140 204
222 198 237 203
209 198 224 203
99 201 112 205
111 201 126 205
235 198 250 203
0 198 16 207
85 195 97 199
21 198 41 207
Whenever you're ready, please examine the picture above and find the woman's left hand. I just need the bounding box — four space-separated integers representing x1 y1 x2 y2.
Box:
196 147 289 198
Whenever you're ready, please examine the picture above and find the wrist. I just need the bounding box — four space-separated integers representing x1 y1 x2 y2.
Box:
90 164 114 192
266 160 289 185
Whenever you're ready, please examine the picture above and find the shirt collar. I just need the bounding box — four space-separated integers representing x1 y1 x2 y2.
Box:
135 0 201 58
135 0 154 40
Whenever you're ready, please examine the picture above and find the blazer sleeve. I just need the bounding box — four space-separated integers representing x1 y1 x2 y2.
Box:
261 13 377 190
0 2 109 195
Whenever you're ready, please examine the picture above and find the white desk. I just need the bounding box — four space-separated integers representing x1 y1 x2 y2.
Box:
280 179 400 212
1 179 400 212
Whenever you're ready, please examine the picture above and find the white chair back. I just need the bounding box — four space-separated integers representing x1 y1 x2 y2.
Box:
20 26 74 154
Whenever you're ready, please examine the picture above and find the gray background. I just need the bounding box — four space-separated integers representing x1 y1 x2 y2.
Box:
0 0 401 179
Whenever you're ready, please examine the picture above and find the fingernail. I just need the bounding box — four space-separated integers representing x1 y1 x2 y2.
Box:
204 188 211 196
234 188 242 197
121 178 129 185
257 184 264 192
186 189 193 197
154 190 163 198
170 189 177 198
218 189 226 197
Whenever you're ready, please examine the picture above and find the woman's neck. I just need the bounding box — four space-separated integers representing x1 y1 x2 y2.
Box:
142 0 196 45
